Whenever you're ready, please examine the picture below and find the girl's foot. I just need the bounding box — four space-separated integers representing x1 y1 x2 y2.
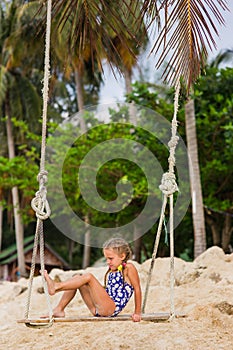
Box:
41 270 56 295
40 308 65 319
52 309 65 318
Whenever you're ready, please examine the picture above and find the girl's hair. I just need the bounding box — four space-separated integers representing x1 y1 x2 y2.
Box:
103 237 132 287
103 237 132 261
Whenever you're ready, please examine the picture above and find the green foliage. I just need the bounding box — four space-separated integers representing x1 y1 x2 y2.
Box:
0 116 41 230
126 71 233 258
126 82 193 258
194 66 233 213
127 82 174 118
47 114 165 233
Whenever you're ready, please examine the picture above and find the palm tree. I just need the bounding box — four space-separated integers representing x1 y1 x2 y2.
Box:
0 0 42 276
47 0 149 265
196 50 233 253
0 189 3 251
49 0 227 89
144 1 228 257
50 11 103 116
185 98 206 257
184 50 233 257
45 0 139 76
44 4 106 267
1 0 25 277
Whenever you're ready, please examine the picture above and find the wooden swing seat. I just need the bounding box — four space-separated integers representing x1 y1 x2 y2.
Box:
17 312 185 325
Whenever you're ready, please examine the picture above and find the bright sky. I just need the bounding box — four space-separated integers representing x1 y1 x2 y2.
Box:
100 3 233 103
212 2 233 57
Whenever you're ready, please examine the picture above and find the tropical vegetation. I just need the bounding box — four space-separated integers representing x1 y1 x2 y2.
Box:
0 0 232 274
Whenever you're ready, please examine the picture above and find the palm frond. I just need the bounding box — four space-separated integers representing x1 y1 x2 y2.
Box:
148 0 229 92
141 0 166 30
39 0 140 74
210 48 233 68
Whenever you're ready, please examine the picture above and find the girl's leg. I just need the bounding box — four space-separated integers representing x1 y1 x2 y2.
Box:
52 290 77 317
43 270 115 316
78 284 97 315
52 273 81 316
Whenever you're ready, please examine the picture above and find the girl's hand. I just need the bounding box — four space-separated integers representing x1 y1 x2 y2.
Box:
131 313 141 322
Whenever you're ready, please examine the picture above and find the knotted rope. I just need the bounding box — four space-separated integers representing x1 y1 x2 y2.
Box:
142 81 180 320
31 171 51 220
24 0 53 328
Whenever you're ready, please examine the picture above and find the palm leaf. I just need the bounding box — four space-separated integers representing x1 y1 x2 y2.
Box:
141 0 165 30
147 0 229 91
39 0 139 74
210 48 233 68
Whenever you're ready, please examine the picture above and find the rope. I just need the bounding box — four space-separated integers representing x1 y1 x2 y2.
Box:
142 81 180 318
142 195 168 312
24 0 53 328
169 195 175 320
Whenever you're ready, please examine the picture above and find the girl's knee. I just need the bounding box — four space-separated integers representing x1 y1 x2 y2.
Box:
85 272 94 282
73 272 95 285
75 272 94 283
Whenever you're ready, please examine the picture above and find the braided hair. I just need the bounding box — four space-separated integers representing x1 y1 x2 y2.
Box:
103 237 132 288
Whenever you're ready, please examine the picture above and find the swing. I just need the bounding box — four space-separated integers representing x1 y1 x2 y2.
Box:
18 313 186 326
17 0 182 328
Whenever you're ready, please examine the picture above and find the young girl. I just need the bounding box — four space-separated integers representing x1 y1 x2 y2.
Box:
42 237 142 322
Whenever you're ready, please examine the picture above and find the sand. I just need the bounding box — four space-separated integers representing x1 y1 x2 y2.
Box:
1 246 233 350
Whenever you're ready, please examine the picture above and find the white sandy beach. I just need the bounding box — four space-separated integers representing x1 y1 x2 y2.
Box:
1 246 233 350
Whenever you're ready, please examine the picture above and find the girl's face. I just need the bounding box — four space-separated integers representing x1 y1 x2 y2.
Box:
103 248 125 271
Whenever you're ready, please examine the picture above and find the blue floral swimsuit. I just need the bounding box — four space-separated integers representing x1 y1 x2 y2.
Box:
105 270 134 317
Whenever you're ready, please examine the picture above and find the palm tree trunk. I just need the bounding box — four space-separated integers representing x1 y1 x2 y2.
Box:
0 204 2 251
124 67 132 94
125 67 142 259
133 224 142 262
206 214 220 246
0 188 3 251
74 67 91 266
6 114 26 277
124 67 137 125
74 67 87 132
221 214 232 253
82 215 91 268
185 98 206 258
68 239 75 265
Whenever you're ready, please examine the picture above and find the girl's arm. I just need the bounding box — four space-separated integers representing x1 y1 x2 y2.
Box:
127 263 142 322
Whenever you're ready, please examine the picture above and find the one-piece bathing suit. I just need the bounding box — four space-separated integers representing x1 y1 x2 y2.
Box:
105 270 134 317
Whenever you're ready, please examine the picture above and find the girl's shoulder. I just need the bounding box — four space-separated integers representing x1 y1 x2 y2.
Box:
125 261 138 273
124 262 140 285
126 260 137 267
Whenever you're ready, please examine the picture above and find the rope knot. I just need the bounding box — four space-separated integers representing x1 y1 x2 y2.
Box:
37 170 48 185
168 135 179 149
159 172 179 196
31 170 51 220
